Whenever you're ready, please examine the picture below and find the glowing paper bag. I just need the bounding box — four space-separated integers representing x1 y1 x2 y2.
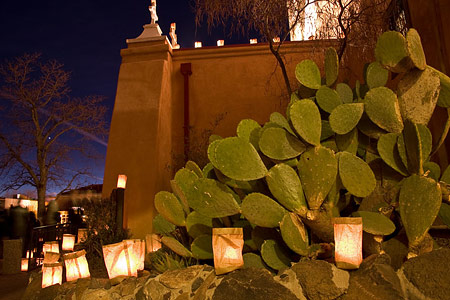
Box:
62 234 76 251
63 250 90 281
333 217 363 269
102 241 137 279
42 262 63 288
43 241 59 254
212 228 244 275
145 233 162 253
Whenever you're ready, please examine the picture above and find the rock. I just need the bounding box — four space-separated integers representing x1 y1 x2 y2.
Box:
398 248 450 300
341 254 404 300
138 278 173 300
275 269 307 300
89 277 111 290
75 278 91 300
120 277 137 296
38 284 61 300
212 268 299 300
159 265 204 289
192 270 219 300
81 288 113 300
291 260 349 300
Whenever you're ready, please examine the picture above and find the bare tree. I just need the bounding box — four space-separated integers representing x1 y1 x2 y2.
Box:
195 0 389 96
0 53 108 219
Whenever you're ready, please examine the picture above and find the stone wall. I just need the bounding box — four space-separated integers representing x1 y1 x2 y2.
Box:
22 249 450 300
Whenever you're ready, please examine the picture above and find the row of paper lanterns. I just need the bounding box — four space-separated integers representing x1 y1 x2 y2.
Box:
37 217 363 288
38 233 161 288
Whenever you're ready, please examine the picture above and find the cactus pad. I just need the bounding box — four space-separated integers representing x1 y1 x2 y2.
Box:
423 161 440 181
191 235 213 259
187 178 241 218
185 160 203 178
295 59 322 89
173 168 199 213
202 162 216 179
321 120 335 141
364 87 404 133
375 31 410 73
297 146 338 210
153 214 176 234
270 112 295 136
186 211 214 238
316 86 342 113
377 133 408 176
290 99 322 146
357 113 388 139
402 119 423 174
259 127 306 160
397 67 440 125
338 152 376 197
336 83 354 103
438 203 450 228
260 240 291 270
325 47 339 86
237 119 262 151
329 103 364 134
353 211 396 235
441 165 450 184
243 253 269 269
214 137 268 181
365 61 389 89
399 175 441 245
280 213 309 255
336 128 358 155
430 67 450 108
161 236 193 257
406 28 426 70
154 191 186 226
266 164 308 214
241 193 286 228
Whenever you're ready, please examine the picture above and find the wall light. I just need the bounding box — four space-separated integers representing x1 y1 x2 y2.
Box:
117 174 127 189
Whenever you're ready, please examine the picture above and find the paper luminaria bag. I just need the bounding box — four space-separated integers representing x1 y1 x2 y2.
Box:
333 217 363 269
42 262 63 288
63 250 90 281
62 234 76 251
43 241 59 254
102 239 144 279
145 233 162 253
124 239 145 271
212 228 244 275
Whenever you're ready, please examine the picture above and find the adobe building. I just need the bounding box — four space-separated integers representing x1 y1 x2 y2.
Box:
103 0 450 239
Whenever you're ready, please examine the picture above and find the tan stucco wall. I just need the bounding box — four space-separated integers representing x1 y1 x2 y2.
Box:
103 37 339 238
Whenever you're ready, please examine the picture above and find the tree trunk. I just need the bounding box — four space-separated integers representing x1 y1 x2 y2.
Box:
37 186 46 222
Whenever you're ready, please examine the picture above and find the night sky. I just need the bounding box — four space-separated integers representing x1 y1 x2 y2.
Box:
0 0 252 196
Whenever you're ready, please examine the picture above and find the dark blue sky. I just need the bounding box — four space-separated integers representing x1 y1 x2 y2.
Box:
0 0 251 195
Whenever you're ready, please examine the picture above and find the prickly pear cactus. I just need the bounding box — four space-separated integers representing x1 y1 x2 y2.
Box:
151 28 449 270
